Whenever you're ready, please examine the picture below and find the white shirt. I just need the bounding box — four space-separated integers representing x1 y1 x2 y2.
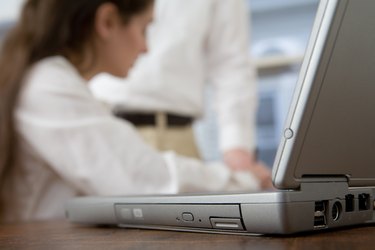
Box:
90 0 257 152
2 56 259 222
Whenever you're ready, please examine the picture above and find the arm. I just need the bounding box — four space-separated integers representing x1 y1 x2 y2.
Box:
16 67 262 195
16 90 178 196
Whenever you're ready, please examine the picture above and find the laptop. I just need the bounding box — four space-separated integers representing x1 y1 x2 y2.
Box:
66 0 375 234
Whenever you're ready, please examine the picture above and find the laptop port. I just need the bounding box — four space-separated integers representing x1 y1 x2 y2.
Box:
358 193 371 210
314 201 327 229
314 215 326 228
315 200 326 212
345 194 355 212
331 201 342 221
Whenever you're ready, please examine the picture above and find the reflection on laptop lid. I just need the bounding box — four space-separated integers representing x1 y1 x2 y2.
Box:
66 0 375 235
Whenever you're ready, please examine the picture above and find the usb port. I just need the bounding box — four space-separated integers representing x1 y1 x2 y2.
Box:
315 201 325 212
314 201 327 229
358 193 371 210
314 215 326 228
345 194 355 212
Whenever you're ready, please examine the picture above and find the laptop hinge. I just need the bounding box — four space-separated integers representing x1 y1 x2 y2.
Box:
300 175 349 183
299 175 349 192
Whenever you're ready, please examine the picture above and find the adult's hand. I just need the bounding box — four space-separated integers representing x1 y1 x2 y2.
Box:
224 148 273 189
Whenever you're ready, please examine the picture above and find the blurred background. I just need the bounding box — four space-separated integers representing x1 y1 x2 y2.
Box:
0 0 23 38
0 0 320 168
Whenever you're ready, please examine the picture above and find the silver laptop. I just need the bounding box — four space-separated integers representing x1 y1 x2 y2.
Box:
66 0 375 234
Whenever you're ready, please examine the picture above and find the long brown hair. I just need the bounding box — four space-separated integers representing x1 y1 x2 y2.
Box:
0 0 153 187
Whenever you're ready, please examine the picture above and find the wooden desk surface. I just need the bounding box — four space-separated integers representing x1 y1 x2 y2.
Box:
0 220 374 249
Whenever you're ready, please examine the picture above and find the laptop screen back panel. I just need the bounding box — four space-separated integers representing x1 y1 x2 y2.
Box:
273 0 375 189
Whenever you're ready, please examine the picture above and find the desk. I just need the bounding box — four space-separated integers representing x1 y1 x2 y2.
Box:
0 220 374 249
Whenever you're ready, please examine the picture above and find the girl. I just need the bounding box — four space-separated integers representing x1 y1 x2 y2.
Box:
0 0 264 222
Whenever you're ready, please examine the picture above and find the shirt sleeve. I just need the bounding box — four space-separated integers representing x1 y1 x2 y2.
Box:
205 0 258 153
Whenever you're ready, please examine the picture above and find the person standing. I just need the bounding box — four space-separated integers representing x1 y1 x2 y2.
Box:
90 0 272 188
